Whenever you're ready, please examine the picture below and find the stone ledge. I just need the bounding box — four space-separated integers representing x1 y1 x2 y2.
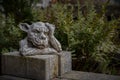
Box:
2 51 71 80
1 71 120 80
0 75 31 80
60 71 120 80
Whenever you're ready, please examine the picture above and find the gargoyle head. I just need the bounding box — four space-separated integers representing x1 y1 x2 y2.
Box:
19 22 50 49
19 22 62 52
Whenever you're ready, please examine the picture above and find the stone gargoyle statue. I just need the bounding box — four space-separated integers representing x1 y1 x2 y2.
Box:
19 22 62 56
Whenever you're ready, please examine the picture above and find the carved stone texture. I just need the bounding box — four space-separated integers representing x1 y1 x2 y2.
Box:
2 51 71 80
2 52 59 80
19 22 62 56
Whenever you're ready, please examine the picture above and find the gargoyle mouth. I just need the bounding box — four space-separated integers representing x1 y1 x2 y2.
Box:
37 45 45 49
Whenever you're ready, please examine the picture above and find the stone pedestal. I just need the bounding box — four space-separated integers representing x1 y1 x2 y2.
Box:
2 51 71 80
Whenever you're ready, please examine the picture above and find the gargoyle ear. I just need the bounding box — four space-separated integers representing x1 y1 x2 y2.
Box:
45 23 55 34
19 23 30 32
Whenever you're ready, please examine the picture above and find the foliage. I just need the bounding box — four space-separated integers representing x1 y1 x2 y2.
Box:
32 2 120 74
1 0 39 23
0 14 23 53
0 0 39 52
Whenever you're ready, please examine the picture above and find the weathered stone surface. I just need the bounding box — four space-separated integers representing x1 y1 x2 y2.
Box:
59 51 71 75
0 75 31 80
2 52 26 77
53 78 69 80
2 52 59 80
1 71 120 80
26 55 58 80
60 71 120 80
2 51 71 80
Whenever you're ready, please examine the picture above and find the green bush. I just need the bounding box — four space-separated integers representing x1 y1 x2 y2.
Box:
0 0 39 53
32 3 120 74
0 14 23 53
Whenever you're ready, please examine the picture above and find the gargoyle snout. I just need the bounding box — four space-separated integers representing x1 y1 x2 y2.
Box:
39 32 46 40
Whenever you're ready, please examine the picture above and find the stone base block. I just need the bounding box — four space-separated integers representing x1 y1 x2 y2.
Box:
2 51 71 80
59 51 71 75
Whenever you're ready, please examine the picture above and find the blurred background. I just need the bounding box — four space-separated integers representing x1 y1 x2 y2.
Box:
0 0 120 75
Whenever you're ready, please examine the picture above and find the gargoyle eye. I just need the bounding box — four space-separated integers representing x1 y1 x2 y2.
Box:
44 32 48 35
32 30 39 33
